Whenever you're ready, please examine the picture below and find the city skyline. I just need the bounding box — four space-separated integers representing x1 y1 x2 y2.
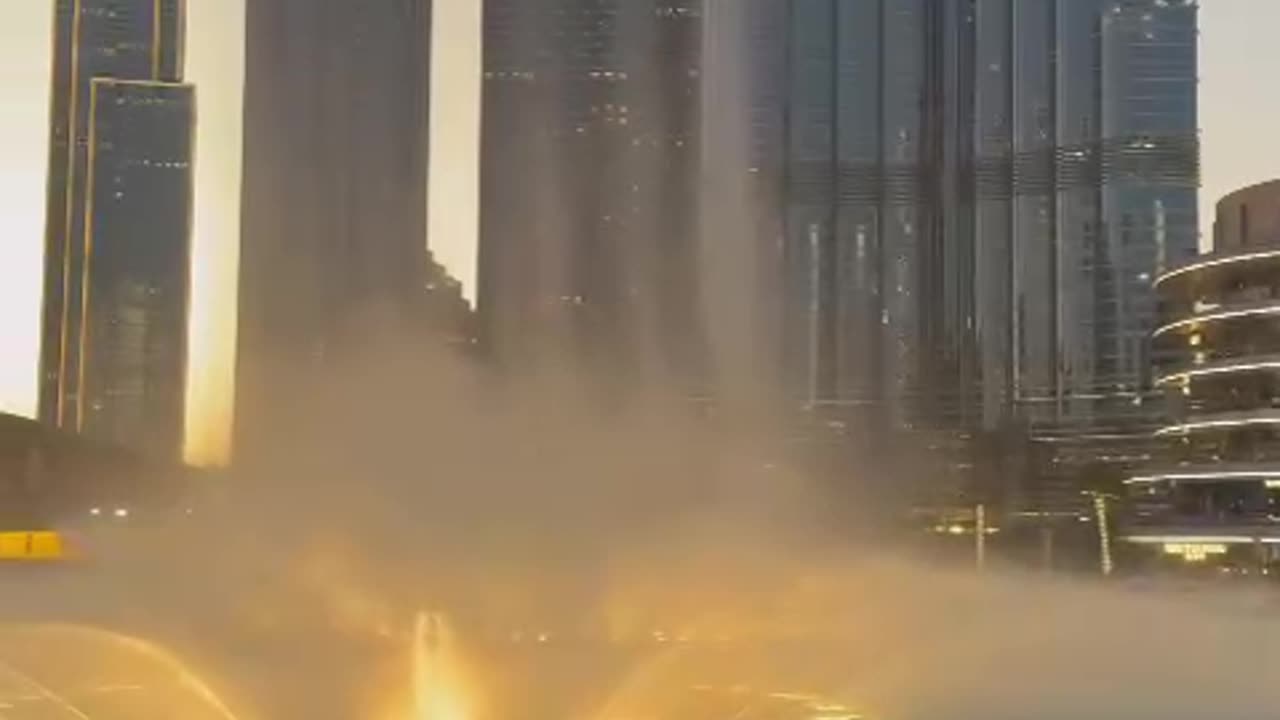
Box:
0 0 1273 465
4 3 1280 710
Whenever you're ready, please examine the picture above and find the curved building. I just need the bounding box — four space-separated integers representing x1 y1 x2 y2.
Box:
1126 181 1280 565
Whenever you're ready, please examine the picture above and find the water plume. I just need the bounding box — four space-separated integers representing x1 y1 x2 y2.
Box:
0 623 246 720
368 611 477 720
409 612 472 720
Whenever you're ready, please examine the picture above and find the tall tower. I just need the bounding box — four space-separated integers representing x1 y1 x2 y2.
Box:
698 0 788 391
40 0 194 460
738 0 1198 511
478 0 705 390
766 0 1197 430
235 0 431 461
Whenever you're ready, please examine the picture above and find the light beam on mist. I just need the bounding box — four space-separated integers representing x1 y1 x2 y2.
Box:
0 1 54 419
390 611 472 720
427 0 482 305
183 0 246 466
412 612 470 720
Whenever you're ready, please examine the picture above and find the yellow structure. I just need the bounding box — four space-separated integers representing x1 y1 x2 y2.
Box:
0 531 67 562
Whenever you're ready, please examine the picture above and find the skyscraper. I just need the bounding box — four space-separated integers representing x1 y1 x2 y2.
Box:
698 0 788 391
40 0 194 460
80 79 194 459
765 0 1198 447
235 0 431 459
478 0 704 388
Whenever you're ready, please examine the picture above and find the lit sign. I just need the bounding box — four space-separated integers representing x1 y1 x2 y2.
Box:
1162 543 1228 562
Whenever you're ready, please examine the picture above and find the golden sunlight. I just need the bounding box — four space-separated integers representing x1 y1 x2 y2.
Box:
183 0 246 466
409 612 472 720
427 0 482 304
376 611 475 720
0 2 54 419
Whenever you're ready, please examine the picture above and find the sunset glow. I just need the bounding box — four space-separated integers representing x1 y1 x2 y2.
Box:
0 2 54 419
183 0 245 466
428 0 482 303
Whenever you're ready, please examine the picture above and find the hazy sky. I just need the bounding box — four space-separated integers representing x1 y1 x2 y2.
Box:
429 0 482 304
0 3 52 419
184 0 246 466
1200 1 1280 247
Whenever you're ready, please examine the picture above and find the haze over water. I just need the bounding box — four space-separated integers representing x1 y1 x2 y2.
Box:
4 330 1280 719
0 3 1278 719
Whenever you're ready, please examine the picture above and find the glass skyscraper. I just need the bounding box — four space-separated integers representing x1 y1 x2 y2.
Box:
769 0 1198 448
235 0 431 461
40 0 193 460
478 0 704 387
80 80 194 459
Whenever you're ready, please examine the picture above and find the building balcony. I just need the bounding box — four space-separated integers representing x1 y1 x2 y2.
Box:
1127 461 1280 486
1153 297 1280 340
1156 352 1280 388
1156 244 1280 295
1155 408 1280 437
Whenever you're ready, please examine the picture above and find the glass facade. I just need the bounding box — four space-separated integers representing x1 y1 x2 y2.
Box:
239 0 430 347
81 80 194 460
235 0 431 459
478 0 704 386
1096 0 1200 430
770 0 1198 445
42 0 185 432
41 0 191 459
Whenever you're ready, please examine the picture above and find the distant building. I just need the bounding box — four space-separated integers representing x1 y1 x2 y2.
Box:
39 0 192 460
421 251 476 346
1125 180 1280 568
1213 179 1280 252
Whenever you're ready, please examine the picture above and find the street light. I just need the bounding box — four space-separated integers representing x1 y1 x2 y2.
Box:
1083 491 1115 577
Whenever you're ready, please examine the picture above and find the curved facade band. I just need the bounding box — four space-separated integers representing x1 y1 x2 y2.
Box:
1154 410 1280 437
1152 300 1280 338
1125 179 1280 560
1155 355 1280 387
1155 246 1280 287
